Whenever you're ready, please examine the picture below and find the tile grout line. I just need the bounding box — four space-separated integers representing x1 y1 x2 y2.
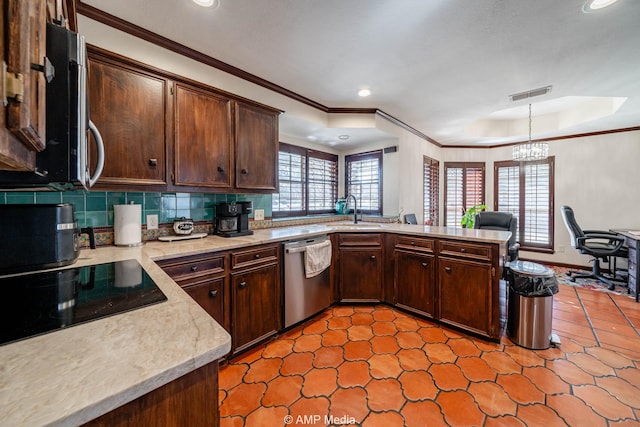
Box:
609 295 640 338
573 287 602 347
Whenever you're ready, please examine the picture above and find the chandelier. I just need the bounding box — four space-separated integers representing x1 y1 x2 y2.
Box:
512 104 548 161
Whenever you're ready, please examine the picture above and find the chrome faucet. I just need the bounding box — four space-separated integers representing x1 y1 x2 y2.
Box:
345 194 358 224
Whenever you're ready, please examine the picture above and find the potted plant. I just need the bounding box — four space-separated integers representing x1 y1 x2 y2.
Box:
460 204 487 229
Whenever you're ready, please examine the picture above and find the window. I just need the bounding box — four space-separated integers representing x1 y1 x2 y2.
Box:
423 156 440 225
272 143 338 217
494 157 554 252
444 162 485 227
345 151 383 215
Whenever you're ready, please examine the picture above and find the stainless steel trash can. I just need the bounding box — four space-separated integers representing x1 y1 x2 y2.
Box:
507 261 558 350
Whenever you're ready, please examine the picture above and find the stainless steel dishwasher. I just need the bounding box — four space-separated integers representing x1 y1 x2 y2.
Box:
284 236 332 328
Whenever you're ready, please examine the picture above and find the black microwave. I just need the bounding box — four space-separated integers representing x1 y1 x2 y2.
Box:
0 23 104 190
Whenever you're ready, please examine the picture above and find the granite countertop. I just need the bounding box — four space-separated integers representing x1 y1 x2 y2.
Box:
0 222 509 427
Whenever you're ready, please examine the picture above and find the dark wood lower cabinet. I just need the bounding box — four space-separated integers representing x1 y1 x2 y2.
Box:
394 249 435 318
438 257 493 337
231 262 281 354
83 361 219 427
339 247 382 302
183 276 228 332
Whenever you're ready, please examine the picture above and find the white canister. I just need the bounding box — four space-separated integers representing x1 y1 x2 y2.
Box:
114 203 142 246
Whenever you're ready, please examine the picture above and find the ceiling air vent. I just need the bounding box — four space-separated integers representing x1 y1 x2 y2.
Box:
509 85 553 102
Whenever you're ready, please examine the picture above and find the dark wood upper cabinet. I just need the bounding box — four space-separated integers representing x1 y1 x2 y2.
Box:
82 46 280 193
87 50 168 187
235 102 279 191
174 84 232 189
1 0 47 170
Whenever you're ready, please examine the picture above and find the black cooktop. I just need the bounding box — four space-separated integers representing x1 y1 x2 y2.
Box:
1 259 167 346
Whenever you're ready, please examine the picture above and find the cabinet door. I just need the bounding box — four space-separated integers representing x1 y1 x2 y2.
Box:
339 248 382 301
438 257 492 336
234 102 278 191
87 52 167 186
231 263 280 353
1 0 46 170
174 84 232 189
183 277 228 332
394 250 435 318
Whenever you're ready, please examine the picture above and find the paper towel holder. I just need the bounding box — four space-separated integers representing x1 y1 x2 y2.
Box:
114 202 144 247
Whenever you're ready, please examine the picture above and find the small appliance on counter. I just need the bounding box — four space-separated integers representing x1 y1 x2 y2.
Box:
0 204 95 274
214 201 254 237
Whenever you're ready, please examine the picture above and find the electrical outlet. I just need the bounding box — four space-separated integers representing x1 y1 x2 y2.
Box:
254 209 265 221
147 214 159 230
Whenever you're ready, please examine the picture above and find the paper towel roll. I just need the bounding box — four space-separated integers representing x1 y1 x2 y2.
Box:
114 259 143 288
114 203 142 246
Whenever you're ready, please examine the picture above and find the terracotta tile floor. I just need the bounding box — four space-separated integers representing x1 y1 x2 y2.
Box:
219 284 640 426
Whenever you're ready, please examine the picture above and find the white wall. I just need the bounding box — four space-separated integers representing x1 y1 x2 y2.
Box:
442 131 640 267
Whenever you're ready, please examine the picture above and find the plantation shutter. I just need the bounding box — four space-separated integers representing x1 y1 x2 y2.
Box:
308 151 338 212
345 151 383 215
494 157 554 250
444 162 485 227
423 156 440 225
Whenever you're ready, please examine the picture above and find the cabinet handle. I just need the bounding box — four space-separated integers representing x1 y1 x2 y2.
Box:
217 166 224 173
411 241 415 246
460 248 466 253
421 262 428 267
149 158 158 166
255 254 261 259
209 290 218 298
241 168 249 175
239 281 247 288
370 255 376 260
444 266 452 272
191 266 198 272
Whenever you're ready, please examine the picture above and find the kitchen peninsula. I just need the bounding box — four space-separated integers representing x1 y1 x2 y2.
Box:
0 223 509 426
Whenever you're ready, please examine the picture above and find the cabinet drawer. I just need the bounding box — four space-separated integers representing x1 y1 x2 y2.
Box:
338 233 382 247
158 253 225 280
439 240 491 262
394 235 435 253
231 245 279 270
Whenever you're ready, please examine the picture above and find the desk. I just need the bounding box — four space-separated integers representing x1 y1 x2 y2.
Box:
612 230 639 302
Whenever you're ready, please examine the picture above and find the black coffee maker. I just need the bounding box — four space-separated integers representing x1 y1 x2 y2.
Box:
214 201 254 237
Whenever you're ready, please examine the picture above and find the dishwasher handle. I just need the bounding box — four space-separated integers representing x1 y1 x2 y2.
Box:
285 246 307 254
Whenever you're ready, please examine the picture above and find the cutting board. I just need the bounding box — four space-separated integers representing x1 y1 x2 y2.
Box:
158 233 208 242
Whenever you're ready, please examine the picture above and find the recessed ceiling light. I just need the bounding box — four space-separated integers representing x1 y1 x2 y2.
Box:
192 0 219 8
358 89 371 97
338 135 350 140
584 0 618 11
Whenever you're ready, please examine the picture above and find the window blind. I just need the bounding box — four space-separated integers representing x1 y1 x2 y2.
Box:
444 162 485 227
494 157 554 251
272 143 338 217
345 151 382 215
423 156 440 225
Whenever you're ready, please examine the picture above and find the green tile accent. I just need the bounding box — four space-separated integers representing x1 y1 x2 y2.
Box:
35 192 63 204
0 190 276 228
6 192 36 204
86 192 107 211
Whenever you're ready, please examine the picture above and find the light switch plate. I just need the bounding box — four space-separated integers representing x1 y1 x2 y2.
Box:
147 214 159 230
254 209 265 221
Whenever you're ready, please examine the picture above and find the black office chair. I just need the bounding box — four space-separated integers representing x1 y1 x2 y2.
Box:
560 205 628 290
474 211 520 262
